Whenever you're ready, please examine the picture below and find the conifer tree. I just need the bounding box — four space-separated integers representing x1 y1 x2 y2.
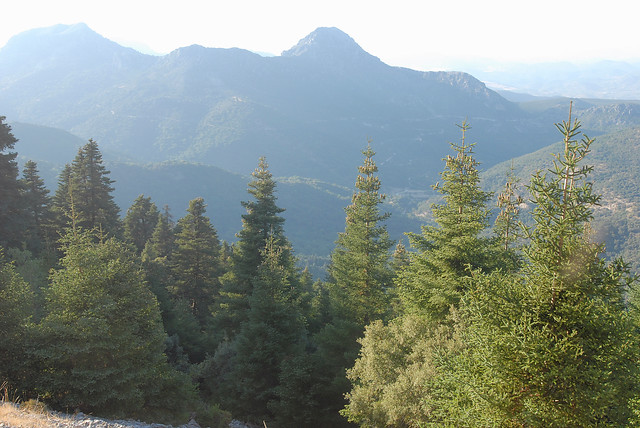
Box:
398 121 493 321
51 163 73 231
142 205 175 262
0 251 35 394
222 237 307 425
328 143 394 326
463 108 640 426
169 197 222 325
35 230 196 421
215 157 289 339
124 194 160 254
343 123 495 426
53 140 120 236
20 160 54 255
0 117 22 248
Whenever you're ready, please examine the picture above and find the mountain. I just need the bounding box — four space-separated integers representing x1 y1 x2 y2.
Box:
466 60 640 99
10 122 421 277
483 125 640 273
0 24 561 190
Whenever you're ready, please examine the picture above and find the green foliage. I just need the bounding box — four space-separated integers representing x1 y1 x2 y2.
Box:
0 117 22 248
19 161 55 256
398 121 494 321
169 197 222 325
328 143 395 326
142 205 175 261
0 251 35 393
342 315 465 427
124 194 159 254
462 110 640 426
52 139 121 236
215 157 289 339
34 230 196 421
222 238 308 425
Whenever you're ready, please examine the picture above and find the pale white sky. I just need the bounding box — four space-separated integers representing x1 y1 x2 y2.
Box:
2 0 638 70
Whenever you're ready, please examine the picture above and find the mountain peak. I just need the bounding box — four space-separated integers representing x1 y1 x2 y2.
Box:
281 27 380 65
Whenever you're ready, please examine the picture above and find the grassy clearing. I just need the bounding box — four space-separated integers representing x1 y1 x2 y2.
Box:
0 401 71 428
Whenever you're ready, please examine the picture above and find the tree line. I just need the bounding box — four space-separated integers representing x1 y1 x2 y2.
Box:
1 108 639 427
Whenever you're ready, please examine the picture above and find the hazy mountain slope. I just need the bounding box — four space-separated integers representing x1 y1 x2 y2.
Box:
10 122 421 270
483 125 640 272
0 24 559 188
468 60 640 99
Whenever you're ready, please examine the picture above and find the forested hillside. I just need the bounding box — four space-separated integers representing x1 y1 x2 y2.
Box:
0 23 560 188
483 124 640 272
2 108 640 426
3 22 640 428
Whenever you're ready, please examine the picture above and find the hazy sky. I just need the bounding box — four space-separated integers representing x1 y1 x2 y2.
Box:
2 0 637 70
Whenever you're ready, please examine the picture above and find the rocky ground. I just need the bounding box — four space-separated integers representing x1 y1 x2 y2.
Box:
0 403 254 428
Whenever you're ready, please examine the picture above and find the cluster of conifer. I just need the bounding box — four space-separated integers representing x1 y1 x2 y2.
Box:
1 108 639 427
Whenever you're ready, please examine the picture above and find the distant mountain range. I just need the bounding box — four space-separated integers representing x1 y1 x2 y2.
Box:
463 60 640 100
2 23 640 274
0 23 559 189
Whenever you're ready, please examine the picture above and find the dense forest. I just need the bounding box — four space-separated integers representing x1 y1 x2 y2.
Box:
1 107 640 427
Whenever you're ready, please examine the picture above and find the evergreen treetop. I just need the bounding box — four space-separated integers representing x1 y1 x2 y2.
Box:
0 117 22 248
328 142 394 326
399 121 493 320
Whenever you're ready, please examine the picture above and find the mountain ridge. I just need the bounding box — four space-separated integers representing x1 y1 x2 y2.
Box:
0 23 554 189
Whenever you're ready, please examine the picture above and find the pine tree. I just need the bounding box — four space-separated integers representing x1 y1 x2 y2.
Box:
0 117 22 248
215 157 289 339
35 230 197 421
223 237 307 425
0 251 35 394
53 140 120 236
398 121 493 321
343 123 495 426
463 108 640 425
142 205 175 262
494 162 524 251
124 195 160 254
51 163 73 231
20 160 54 255
328 142 394 326
169 197 222 325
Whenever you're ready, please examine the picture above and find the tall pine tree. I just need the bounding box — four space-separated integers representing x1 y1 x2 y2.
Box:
215 157 289 340
169 197 222 326
0 117 22 248
398 121 493 321
53 139 120 236
20 160 54 256
124 194 160 254
328 142 394 326
463 108 640 426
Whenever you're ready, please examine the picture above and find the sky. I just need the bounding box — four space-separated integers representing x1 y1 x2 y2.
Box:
2 0 638 71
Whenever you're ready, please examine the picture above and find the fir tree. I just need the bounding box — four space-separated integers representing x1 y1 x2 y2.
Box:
215 157 289 339
142 205 175 262
124 194 160 254
169 197 222 325
0 117 22 248
20 160 54 255
53 140 120 236
35 230 196 421
223 237 307 425
328 142 394 326
463 107 640 425
51 163 73 231
343 123 496 426
398 121 493 321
